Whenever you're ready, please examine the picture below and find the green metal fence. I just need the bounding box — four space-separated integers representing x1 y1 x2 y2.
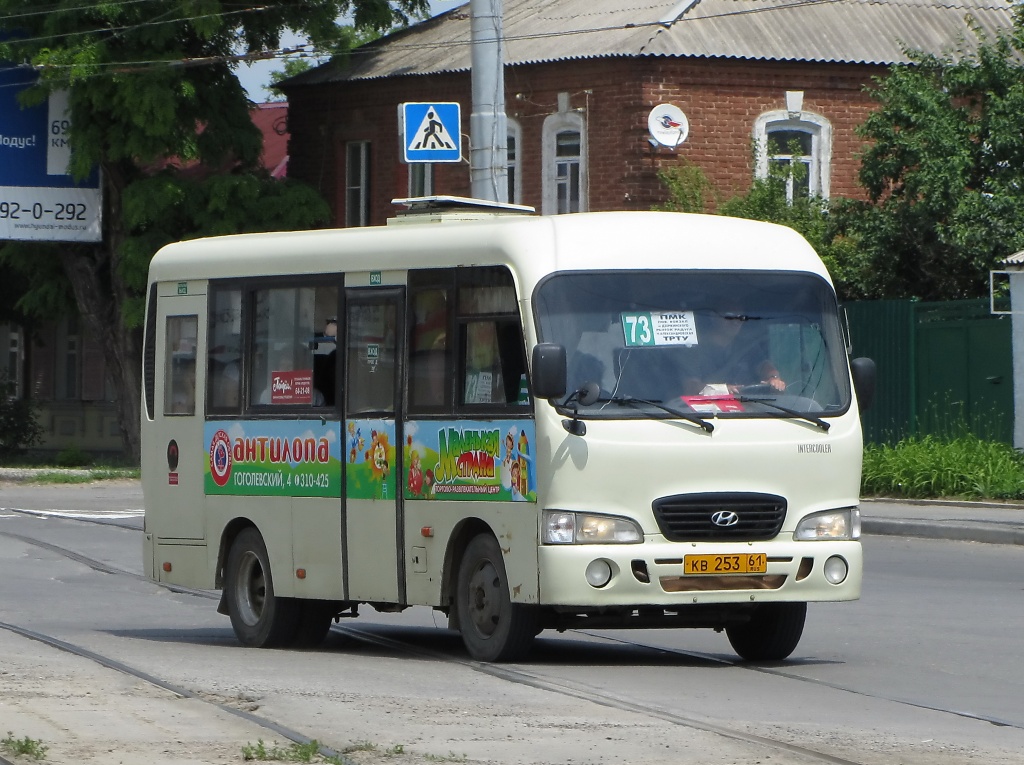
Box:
844 299 1013 445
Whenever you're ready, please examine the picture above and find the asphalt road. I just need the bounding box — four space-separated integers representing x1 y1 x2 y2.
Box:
1 481 1023 765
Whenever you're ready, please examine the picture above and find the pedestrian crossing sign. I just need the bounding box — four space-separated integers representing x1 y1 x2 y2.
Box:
400 102 462 163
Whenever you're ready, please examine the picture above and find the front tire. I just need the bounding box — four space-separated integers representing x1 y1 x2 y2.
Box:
456 534 537 662
290 601 337 648
225 527 300 648
726 602 806 661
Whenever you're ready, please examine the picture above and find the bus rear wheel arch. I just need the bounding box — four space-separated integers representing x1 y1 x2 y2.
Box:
455 533 538 662
224 526 301 648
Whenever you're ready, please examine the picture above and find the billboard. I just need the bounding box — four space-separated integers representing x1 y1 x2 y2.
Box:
0 65 102 242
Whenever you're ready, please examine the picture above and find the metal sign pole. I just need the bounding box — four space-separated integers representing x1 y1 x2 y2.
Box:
469 0 508 203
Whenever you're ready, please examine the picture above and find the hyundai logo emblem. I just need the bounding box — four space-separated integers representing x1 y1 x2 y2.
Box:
711 510 740 527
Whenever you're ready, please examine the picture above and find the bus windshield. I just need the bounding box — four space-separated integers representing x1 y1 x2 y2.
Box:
534 270 851 419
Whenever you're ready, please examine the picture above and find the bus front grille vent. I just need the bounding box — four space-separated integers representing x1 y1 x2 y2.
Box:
652 493 787 542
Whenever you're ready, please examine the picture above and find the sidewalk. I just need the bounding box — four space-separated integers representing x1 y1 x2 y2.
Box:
861 498 1024 546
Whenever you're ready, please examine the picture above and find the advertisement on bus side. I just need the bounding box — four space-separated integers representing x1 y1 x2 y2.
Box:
404 420 536 502
204 420 342 497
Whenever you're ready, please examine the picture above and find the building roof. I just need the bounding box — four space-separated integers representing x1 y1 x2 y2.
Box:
288 0 1016 86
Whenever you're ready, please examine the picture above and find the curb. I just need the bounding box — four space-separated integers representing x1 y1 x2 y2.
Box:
862 518 1024 546
862 496 1024 511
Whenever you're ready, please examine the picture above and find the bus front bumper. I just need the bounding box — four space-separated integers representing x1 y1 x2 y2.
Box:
537 538 862 607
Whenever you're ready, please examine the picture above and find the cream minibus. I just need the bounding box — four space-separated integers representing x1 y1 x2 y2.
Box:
141 198 875 662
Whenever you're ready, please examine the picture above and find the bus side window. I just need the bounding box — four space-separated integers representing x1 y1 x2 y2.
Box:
164 315 198 416
208 287 242 411
409 288 449 409
250 286 325 407
456 269 529 407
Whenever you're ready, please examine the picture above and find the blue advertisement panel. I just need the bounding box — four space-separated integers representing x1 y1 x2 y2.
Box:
0 64 102 242
404 419 536 502
204 420 342 497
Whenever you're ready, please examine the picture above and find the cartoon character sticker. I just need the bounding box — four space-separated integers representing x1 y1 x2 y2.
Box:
346 419 396 500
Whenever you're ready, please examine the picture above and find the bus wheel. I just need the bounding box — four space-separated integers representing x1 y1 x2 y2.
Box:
225 527 299 648
456 534 537 662
290 601 336 648
726 602 806 661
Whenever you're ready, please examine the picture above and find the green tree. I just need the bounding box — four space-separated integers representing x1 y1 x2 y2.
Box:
834 15 1024 301
656 155 871 301
0 0 429 461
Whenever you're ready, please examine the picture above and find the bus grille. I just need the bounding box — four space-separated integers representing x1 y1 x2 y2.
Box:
652 493 787 542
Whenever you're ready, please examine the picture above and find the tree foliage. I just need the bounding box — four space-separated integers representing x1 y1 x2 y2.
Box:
833 16 1024 301
0 0 428 460
656 157 870 302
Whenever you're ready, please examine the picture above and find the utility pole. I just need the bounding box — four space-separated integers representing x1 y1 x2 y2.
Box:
469 0 508 203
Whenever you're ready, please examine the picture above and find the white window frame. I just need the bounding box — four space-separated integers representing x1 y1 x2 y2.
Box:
507 117 521 205
542 110 588 215
754 110 832 201
345 141 371 227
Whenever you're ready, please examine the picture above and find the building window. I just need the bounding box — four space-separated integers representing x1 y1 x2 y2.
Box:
542 109 587 215
2 324 21 398
754 111 832 201
408 163 433 197
55 316 80 400
346 141 371 227
507 118 521 205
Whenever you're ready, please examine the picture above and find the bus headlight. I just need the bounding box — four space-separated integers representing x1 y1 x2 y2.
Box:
794 508 861 540
542 511 643 544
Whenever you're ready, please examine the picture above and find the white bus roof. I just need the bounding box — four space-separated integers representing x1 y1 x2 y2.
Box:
147 211 833 289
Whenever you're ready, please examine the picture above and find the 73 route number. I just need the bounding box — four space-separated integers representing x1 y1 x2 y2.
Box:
0 201 88 221
684 553 767 575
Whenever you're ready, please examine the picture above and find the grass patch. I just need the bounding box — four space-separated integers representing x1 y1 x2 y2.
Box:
242 739 363 764
2 731 49 760
862 433 1024 500
25 468 139 484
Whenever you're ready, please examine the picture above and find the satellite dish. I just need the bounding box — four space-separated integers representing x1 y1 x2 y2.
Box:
647 104 690 148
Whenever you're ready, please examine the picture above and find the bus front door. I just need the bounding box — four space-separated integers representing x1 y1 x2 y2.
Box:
342 289 405 604
148 287 207 542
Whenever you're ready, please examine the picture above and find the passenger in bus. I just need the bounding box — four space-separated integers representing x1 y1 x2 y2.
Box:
313 317 338 406
682 307 784 396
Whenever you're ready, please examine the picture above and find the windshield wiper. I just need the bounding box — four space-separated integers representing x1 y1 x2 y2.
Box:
734 396 830 432
600 394 714 433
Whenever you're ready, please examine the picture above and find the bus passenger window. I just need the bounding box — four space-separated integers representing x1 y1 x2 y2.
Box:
209 288 241 410
164 315 198 416
409 289 448 409
463 320 505 404
456 267 529 408
346 301 398 415
250 286 325 407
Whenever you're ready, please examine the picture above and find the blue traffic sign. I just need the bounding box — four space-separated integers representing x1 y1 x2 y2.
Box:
401 102 462 163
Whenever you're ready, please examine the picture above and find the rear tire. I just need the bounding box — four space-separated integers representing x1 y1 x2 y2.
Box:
456 534 537 662
224 527 300 648
726 602 806 661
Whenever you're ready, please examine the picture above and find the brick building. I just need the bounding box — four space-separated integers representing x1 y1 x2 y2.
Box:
283 0 1014 226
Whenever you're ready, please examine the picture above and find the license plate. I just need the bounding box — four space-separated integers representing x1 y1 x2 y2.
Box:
684 553 767 575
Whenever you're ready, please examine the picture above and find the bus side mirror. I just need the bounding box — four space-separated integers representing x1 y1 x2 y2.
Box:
531 343 567 400
850 357 876 413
